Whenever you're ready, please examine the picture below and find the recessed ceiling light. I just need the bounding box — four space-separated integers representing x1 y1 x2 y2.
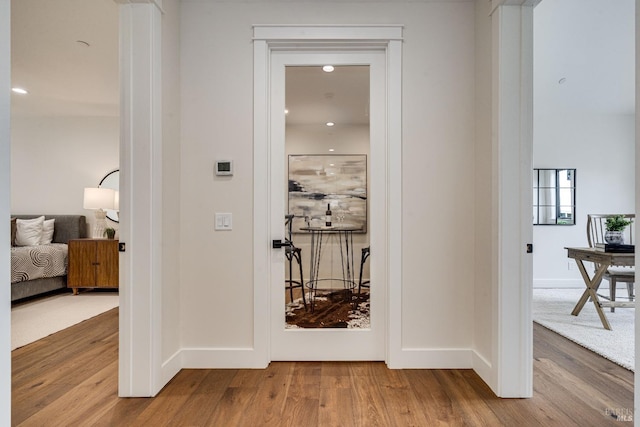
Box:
326 122 335 127
11 87 28 95
322 65 334 72
329 148 335 152
284 109 289 114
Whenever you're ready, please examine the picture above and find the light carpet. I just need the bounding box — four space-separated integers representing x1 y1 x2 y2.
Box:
12 292 119 350
533 288 634 371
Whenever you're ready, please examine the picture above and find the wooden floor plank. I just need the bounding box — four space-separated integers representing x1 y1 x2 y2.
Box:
17 360 119 427
130 369 213 426
205 386 259 426
318 387 356 426
164 369 237 426
11 309 635 426
347 363 395 426
432 370 504 426
406 369 466 426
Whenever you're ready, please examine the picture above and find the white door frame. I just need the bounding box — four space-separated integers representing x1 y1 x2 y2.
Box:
253 25 403 365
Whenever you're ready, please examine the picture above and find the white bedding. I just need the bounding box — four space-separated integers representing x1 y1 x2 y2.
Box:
11 243 68 284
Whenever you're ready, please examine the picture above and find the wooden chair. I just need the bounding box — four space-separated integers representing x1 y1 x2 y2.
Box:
285 215 306 310
586 214 635 312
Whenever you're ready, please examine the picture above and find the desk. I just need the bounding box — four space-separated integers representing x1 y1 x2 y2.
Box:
300 225 362 311
565 247 635 330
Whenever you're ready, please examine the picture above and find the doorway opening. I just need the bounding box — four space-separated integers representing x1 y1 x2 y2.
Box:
253 25 403 365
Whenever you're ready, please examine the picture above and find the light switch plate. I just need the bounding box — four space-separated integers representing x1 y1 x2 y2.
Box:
215 213 232 230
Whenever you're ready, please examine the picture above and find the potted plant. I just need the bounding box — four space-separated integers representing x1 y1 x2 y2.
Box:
605 215 632 245
104 227 116 240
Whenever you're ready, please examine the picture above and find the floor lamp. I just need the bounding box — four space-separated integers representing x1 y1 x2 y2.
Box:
84 187 116 238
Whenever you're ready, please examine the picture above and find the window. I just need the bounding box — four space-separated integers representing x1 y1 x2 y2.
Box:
533 168 576 225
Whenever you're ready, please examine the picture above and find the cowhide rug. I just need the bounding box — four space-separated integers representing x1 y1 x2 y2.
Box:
285 290 370 329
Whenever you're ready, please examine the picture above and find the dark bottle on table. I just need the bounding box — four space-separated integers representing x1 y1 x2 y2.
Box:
326 203 332 227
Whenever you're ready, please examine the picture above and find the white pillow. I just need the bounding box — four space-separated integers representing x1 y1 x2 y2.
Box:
15 216 45 246
40 218 55 245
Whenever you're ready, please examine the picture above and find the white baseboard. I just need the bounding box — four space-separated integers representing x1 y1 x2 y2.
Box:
181 348 269 369
387 348 473 369
170 347 477 370
161 347 499 399
161 349 183 391
472 349 493 389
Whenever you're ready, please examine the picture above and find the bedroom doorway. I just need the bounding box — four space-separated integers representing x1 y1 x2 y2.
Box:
5 0 120 406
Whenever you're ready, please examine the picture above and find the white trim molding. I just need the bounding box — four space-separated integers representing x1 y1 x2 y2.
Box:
489 3 534 398
118 0 165 397
252 25 403 367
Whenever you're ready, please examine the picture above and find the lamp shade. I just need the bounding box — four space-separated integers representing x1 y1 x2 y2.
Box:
83 187 116 210
113 191 119 211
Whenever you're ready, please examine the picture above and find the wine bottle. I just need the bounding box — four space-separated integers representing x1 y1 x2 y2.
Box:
325 203 332 227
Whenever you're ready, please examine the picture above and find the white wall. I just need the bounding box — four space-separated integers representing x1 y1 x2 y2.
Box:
533 0 636 288
473 0 493 368
533 113 635 287
180 1 476 352
11 116 119 234
161 0 181 366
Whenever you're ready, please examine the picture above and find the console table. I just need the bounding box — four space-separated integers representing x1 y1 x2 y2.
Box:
566 247 635 330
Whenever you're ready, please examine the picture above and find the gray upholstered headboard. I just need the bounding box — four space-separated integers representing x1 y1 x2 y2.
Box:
12 215 87 243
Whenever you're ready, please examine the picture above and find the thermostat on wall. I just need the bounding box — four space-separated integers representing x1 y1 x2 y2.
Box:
215 160 233 176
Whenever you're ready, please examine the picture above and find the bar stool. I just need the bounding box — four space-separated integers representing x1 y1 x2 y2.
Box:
358 246 370 299
285 214 307 310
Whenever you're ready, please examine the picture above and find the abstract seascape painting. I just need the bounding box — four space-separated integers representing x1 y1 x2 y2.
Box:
288 154 367 233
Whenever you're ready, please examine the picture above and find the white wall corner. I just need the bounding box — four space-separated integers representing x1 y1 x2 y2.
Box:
161 350 183 390
472 350 494 389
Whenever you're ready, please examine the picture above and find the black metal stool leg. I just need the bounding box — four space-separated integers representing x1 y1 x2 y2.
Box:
285 247 307 311
296 248 306 310
358 247 370 302
288 252 295 303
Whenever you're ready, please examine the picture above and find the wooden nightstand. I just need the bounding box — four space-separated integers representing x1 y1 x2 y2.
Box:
67 239 119 295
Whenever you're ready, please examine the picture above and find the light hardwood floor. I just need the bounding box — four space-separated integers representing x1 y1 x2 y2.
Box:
12 308 634 426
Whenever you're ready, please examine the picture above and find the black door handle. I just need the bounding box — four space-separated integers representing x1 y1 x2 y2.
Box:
272 239 292 249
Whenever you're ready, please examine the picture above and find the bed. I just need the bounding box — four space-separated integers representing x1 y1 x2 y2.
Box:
10 215 87 302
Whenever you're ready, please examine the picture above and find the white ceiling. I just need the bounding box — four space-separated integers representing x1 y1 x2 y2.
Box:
9 0 635 120
10 0 119 118
286 66 370 126
533 0 635 115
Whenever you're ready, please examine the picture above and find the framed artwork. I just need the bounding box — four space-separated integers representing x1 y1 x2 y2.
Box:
288 154 367 233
